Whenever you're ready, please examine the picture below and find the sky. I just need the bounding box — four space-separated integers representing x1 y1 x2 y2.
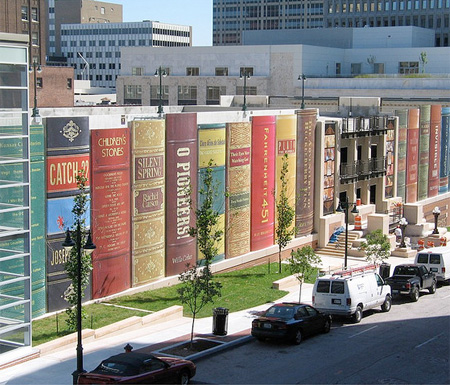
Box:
114 0 213 46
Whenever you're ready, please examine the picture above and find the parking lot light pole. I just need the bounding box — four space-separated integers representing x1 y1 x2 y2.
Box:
63 224 96 385
240 69 251 111
399 217 408 248
154 66 167 115
336 197 359 268
29 61 42 120
432 206 440 235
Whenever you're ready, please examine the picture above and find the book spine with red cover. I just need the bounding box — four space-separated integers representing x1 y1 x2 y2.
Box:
428 105 441 197
226 122 251 259
295 109 316 236
405 109 420 203
251 116 276 251
417 105 431 201
165 113 198 276
395 110 408 202
131 119 166 286
90 128 131 298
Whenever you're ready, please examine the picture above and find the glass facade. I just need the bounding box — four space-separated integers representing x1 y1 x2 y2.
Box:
0 42 32 356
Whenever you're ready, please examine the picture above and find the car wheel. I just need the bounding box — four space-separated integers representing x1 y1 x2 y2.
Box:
293 329 302 345
429 280 437 294
381 295 392 312
353 306 363 323
180 370 190 385
323 319 331 333
410 286 420 302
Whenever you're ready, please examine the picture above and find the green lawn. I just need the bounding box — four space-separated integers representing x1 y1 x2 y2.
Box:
33 262 316 346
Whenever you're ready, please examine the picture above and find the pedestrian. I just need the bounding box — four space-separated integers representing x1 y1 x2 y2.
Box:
394 226 402 244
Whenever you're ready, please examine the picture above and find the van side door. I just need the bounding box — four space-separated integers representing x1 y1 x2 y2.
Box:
374 273 388 306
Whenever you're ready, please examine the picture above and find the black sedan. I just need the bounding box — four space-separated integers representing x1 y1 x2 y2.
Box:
251 302 331 344
77 352 196 385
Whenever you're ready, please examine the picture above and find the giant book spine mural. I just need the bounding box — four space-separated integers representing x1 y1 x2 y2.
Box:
395 110 408 202
428 105 441 198
198 123 226 263
226 122 251 259
165 113 198 275
251 116 276 251
91 128 131 298
405 109 420 203
440 107 450 193
131 120 165 286
45 117 91 312
296 109 316 236
323 121 336 216
385 117 396 198
417 105 431 201
275 115 297 235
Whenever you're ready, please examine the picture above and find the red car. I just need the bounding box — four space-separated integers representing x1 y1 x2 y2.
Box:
77 352 196 384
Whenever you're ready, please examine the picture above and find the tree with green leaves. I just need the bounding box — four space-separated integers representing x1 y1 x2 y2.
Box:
359 229 391 265
288 246 321 302
178 159 222 345
275 153 296 273
419 51 428 73
64 169 92 331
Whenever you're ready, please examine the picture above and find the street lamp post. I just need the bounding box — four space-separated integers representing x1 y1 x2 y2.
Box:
240 69 251 111
154 66 167 115
336 197 359 268
399 217 408 248
63 223 96 385
29 61 42 120
298 74 307 109
432 206 440 235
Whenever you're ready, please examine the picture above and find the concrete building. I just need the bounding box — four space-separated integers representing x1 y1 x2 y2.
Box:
117 28 450 107
60 21 192 88
51 0 123 57
0 0 46 64
213 0 450 47
0 32 33 361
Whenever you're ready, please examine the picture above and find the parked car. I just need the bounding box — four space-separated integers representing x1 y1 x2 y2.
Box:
385 264 437 301
415 246 450 284
251 302 331 345
77 352 196 385
312 264 392 323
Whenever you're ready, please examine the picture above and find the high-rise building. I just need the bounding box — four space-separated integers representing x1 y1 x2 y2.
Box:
0 0 46 64
50 0 123 57
213 0 449 47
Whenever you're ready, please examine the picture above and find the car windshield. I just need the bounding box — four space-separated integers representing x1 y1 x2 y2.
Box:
265 306 295 319
395 266 419 276
93 361 139 376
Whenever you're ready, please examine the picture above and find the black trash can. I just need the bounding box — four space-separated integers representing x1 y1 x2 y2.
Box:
379 263 391 280
212 307 229 336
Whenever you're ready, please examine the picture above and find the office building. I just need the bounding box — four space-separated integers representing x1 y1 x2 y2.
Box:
213 0 449 47
60 20 192 88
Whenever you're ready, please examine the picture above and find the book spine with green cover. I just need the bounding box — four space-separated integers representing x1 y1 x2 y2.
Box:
394 110 408 202
428 105 441 198
417 105 431 200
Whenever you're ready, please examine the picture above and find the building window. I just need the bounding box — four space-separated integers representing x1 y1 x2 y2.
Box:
115 51 121 58
67 52 74 58
129 40 135 46
109 40 116 46
215 67 228 76
89 41 96 46
351 63 362 75
22 6 28 21
36 77 43 88
186 67 199 76
109 63 115 69
96 75 102 81
399 61 419 74
80 41 86 46
67 78 72 89
336 63 341 75
236 86 257 95
31 32 39 46
132 67 144 76
240 67 254 76
105 52 112 58
178 85 198 105
206 86 226 105
96 52 103 58
101 7 105 14
99 40 106 46
374 63 385 73
31 7 38 22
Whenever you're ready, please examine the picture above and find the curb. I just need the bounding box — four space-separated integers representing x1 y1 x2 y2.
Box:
186 335 254 362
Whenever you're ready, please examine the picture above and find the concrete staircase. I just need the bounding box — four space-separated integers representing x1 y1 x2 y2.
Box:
316 231 360 258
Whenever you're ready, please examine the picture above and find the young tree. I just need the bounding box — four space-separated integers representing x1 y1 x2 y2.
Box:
275 153 296 273
288 246 321 303
64 169 92 331
419 51 428 73
359 229 391 265
177 159 222 345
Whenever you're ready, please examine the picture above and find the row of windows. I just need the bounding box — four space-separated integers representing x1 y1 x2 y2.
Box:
67 51 121 59
72 62 121 70
61 27 190 37
130 66 255 77
328 14 450 29
21 6 39 22
76 74 116 81
328 0 450 13
63 39 150 47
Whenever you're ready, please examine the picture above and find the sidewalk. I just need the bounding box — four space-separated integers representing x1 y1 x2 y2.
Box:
0 254 413 385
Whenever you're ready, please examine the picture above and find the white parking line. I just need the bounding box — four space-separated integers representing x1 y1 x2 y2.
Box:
415 332 444 349
442 294 450 299
349 325 378 338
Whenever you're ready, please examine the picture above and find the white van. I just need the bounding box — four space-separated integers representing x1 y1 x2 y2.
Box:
415 246 450 283
312 264 392 323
